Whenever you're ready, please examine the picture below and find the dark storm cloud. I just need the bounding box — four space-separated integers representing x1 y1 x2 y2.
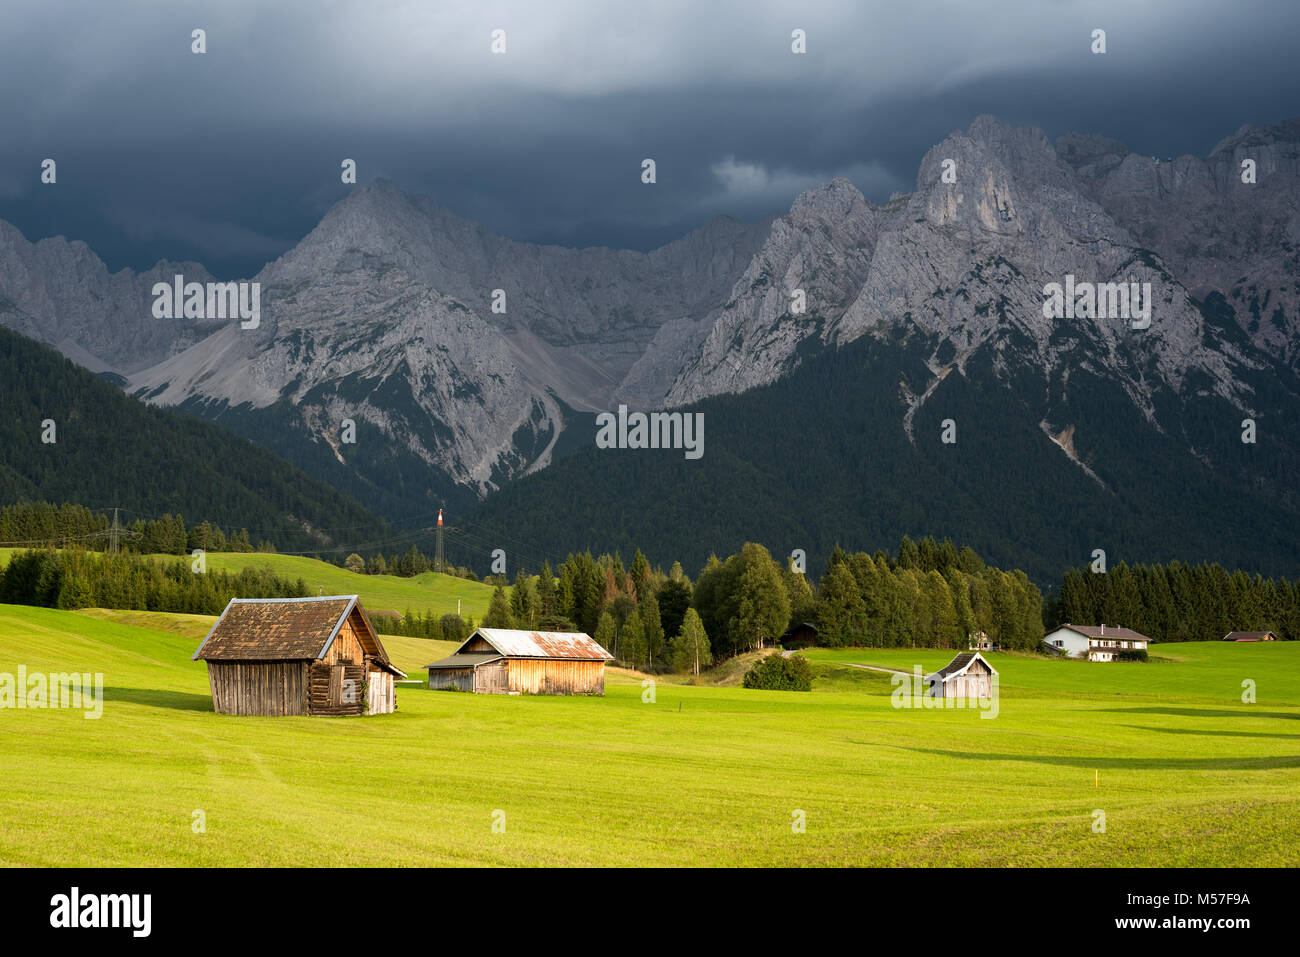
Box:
1 0 1297 277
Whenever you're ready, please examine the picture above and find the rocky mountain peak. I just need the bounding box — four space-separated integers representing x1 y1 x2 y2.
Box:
3 114 1298 518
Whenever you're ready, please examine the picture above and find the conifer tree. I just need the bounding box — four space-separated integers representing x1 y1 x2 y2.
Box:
669 608 712 675
483 584 514 628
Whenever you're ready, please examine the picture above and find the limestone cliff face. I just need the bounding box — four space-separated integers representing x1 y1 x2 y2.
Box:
1063 117 1300 369
0 219 216 373
2 114 1296 504
666 114 1284 427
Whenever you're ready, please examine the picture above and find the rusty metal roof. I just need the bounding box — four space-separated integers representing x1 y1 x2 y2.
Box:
191 595 405 676
463 628 613 660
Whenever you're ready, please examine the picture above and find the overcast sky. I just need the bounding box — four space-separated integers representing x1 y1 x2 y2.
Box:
1 0 1297 276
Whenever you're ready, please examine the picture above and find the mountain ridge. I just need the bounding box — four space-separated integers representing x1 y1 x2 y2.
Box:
2 114 1298 568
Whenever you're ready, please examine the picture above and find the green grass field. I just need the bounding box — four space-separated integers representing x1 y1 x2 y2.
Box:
0 548 494 621
1 603 1297 866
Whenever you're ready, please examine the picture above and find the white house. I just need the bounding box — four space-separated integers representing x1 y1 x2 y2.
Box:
1042 623 1153 661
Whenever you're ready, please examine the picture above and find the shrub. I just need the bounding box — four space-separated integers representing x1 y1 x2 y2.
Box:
1116 649 1148 662
743 653 813 691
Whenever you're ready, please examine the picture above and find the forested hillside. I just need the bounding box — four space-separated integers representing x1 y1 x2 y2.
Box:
0 327 389 554
465 333 1300 585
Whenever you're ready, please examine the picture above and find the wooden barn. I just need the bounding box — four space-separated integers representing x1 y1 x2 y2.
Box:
1223 631 1278 642
925 652 998 699
426 627 613 695
192 595 406 716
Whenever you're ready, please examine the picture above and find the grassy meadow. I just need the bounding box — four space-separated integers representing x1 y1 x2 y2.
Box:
1 603 1297 866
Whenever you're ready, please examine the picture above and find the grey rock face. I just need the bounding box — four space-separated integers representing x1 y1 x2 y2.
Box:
2 113 1296 503
0 220 217 373
101 181 772 496
667 115 1277 424
1062 118 1300 369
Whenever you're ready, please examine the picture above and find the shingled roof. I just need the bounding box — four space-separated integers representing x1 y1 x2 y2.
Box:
1060 624 1153 643
927 651 998 681
191 595 404 674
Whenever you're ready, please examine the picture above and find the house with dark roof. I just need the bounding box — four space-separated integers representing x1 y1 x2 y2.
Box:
780 622 819 648
1223 631 1278 641
925 652 997 698
192 595 406 716
1042 623 1153 661
426 627 613 695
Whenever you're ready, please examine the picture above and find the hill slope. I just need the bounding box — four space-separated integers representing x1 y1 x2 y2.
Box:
0 326 389 553
143 552 494 620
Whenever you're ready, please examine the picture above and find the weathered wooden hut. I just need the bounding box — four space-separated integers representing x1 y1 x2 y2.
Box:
192 595 406 716
925 652 998 699
426 627 613 695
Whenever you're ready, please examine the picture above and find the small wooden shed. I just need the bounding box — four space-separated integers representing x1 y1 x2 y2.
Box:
426 627 613 695
925 652 997 699
192 595 406 716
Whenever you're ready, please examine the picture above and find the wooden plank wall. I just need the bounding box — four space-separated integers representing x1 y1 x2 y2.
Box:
945 674 992 699
507 658 605 695
428 668 474 692
463 635 495 653
475 660 509 694
307 662 366 715
322 619 365 664
366 671 395 714
207 661 307 715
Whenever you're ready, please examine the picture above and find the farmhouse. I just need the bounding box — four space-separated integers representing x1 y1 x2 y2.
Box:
969 631 999 652
925 652 997 698
1042 623 1152 661
1223 631 1278 641
426 627 613 695
191 595 406 716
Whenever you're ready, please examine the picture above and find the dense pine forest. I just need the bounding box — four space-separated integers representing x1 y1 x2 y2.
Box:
0 502 478 580
462 538 1044 672
1 502 267 553
459 536 1295 673
1053 561 1300 644
464 334 1300 585
0 327 390 555
0 549 310 615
